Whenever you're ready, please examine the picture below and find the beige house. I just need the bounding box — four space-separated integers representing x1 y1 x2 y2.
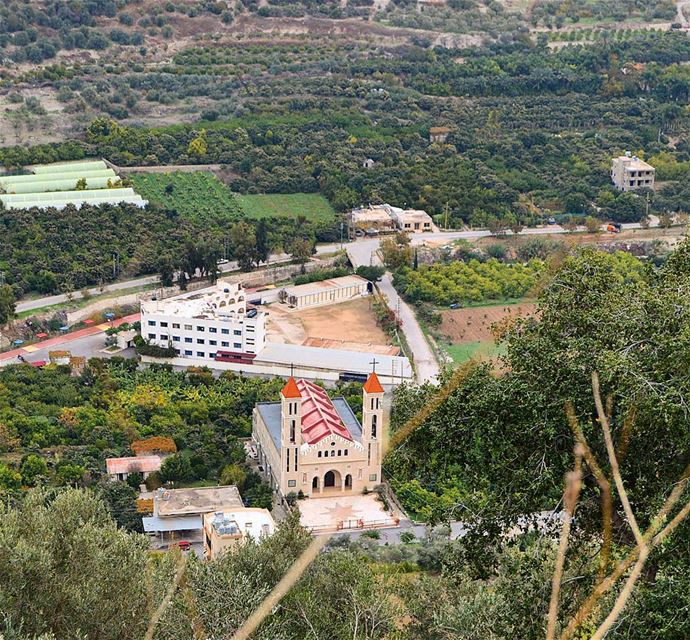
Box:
350 203 433 235
350 204 398 234
203 508 275 559
390 207 433 233
429 126 451 143
252 373 384 500
142 486 244 540
278 275 371 310
611 154 655 192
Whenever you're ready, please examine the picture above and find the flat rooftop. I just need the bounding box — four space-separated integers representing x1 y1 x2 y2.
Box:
615 156 654 171
256 342 413 379
154 485 243 517
205 508 275 540
283 275 368 297
142 281 258 321
352 206 395 222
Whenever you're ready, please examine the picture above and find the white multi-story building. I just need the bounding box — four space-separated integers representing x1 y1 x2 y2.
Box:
140 282 266 363
611 153 655 192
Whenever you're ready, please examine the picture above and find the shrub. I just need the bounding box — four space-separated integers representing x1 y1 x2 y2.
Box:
400 530 417 544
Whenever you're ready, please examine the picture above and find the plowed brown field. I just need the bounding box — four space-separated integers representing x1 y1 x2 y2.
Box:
440 302 537 343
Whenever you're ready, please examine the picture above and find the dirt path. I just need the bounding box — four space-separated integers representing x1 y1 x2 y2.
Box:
110 162 222 174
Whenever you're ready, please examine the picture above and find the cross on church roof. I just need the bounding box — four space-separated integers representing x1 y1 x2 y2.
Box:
290 363 295 377
369 358 379 373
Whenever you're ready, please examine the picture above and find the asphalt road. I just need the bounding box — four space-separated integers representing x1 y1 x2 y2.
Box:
378 273 440 384
17 220 652 314
15 246 340 314
345 219 658 384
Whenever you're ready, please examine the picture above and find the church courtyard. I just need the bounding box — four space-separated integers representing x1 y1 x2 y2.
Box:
298 493 401 533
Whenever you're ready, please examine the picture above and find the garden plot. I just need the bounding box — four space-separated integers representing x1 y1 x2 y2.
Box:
440 302 537 363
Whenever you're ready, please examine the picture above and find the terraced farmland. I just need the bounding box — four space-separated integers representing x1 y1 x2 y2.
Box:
130 172 243 222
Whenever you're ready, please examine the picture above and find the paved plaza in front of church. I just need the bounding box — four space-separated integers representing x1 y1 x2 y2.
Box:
298 493 401 532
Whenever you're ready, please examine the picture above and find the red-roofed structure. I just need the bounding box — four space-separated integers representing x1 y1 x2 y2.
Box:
252 375 384 499
281 376 301 398
106 456 161 481
363 371 384 394
296 378 353 445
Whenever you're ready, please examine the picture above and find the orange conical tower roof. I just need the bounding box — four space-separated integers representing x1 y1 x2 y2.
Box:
363 371 384 394
281 376 302 398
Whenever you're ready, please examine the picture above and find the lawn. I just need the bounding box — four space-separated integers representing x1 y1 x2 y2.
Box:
131 172 243 222
234 193 336 222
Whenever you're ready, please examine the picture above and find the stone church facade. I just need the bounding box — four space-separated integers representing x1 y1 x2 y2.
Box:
252 373 384 498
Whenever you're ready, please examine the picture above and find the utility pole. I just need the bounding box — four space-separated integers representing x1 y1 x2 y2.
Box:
340 222 344 250
444 202 449 230
112 252 120 279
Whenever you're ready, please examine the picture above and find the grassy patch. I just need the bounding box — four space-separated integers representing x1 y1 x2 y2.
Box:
235 193 337 222
131 172 242 222
444 340 507 364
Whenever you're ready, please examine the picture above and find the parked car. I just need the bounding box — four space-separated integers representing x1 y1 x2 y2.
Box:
547 217 557 225
449 303 462 310
607 222 622 233
174 540 191 552
247 308 258 318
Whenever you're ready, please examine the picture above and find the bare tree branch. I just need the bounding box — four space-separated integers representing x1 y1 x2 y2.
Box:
565 402 612 583
591 372 645 549
546 445 583 640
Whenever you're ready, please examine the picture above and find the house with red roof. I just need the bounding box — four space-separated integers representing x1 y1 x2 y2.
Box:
252 373 384 499
105 456 162 482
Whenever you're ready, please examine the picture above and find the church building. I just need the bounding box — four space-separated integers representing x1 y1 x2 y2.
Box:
252 373 384 499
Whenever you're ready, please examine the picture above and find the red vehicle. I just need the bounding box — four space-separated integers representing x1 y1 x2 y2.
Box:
174 540 191 552
607 223 622 233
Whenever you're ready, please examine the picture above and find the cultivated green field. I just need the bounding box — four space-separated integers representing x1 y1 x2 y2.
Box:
131 173 337 224
131 172 242 222
234 193 336 222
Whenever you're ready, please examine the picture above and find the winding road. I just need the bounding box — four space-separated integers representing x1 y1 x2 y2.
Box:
346 219 660 384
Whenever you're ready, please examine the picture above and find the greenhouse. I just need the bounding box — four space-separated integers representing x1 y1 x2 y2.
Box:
0 174 120 194
31 160 109 174
0 160 147 210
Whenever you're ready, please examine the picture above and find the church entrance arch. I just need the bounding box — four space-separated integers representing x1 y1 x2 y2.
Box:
323 470 341 489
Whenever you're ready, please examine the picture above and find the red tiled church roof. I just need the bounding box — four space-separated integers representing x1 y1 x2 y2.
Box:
363 371 384 394
289 378 354 445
